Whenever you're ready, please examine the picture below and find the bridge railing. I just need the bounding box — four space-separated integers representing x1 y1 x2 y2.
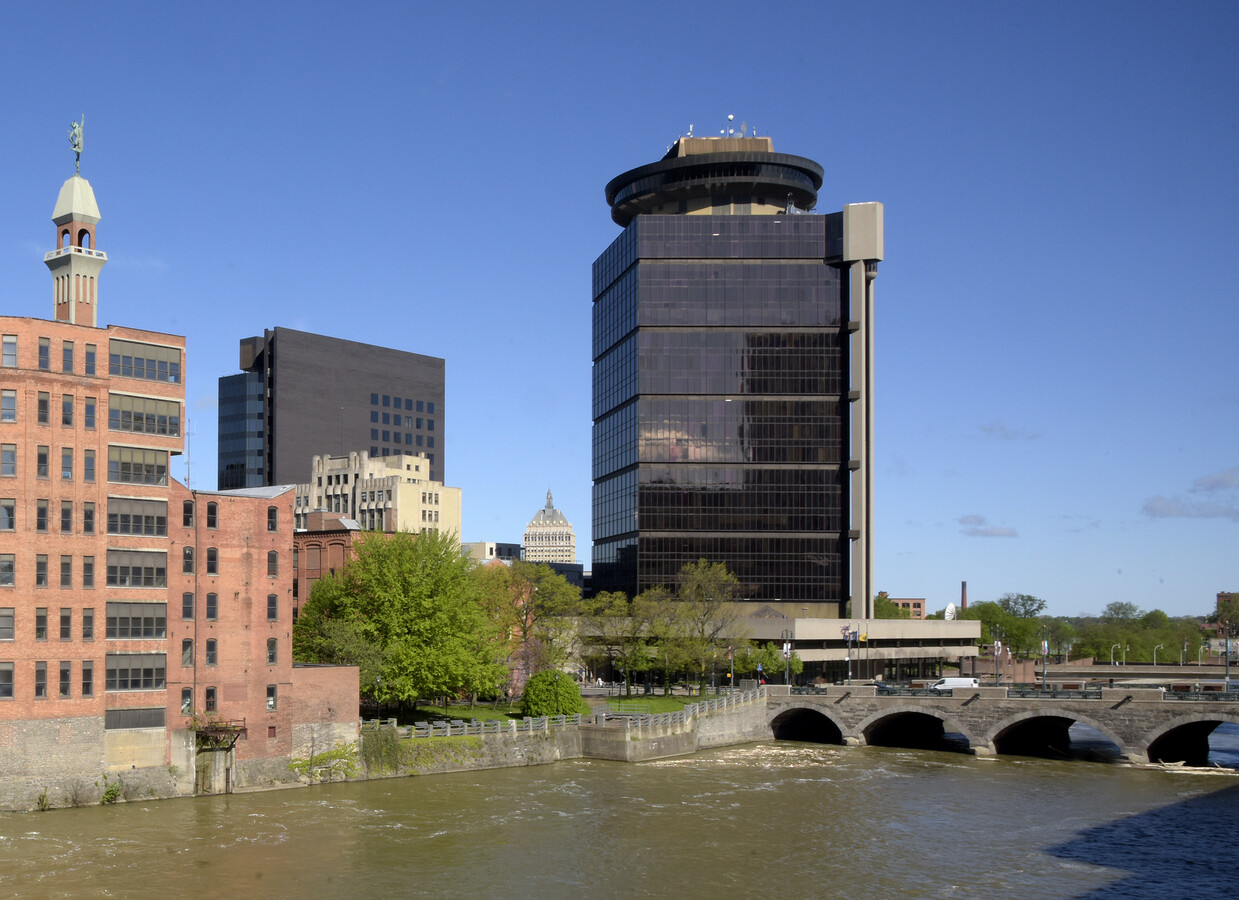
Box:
1163 690 1239 702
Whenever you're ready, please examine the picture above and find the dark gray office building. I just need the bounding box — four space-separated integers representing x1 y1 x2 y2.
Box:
591 135 882 614
217 327 444 489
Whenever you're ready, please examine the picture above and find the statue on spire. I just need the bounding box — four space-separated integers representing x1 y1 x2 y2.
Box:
68 115 84 174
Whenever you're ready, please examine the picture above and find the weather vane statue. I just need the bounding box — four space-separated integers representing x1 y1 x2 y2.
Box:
68 115 84 174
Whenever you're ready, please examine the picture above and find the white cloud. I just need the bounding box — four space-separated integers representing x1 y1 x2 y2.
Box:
978 421 1040 441
958 513 1018 537
1190 466 1239 493
1142 495 1239 523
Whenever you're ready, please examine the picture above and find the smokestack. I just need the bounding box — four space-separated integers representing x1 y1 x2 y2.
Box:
961 580 968 609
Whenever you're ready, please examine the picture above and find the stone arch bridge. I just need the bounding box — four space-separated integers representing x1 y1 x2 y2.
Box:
765 684 1239 765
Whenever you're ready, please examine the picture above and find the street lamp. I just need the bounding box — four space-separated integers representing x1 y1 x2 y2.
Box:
1124 644 1130 666
990 625 1006 686
1181 637 1188 667
1153 644 1163 667
781 629 793 686
1199 640 1206 667
1110 643 1120 666
1039 624 1050 689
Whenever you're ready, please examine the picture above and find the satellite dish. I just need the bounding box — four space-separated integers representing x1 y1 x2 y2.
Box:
945 602 957 621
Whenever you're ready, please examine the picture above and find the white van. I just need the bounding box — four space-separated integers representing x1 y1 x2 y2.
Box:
927 677 980 692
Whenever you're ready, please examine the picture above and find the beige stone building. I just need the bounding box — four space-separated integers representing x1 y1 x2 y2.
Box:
523 490 575 564
294 451 461 536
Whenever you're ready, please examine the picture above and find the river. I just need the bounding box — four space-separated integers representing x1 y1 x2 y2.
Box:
2 727 1237 899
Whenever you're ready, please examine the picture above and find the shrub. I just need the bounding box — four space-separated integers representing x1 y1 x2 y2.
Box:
520 670 590 717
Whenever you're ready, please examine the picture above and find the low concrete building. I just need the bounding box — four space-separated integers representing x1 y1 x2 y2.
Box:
294 451 461 536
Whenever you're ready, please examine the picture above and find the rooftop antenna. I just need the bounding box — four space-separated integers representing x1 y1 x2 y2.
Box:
721 113 735 137
687 123 694 137
740 121 748 137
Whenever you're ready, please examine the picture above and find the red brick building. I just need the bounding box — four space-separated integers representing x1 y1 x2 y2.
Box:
0 164 357 811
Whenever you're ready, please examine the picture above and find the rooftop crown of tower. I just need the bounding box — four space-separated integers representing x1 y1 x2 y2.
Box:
44 173 106 326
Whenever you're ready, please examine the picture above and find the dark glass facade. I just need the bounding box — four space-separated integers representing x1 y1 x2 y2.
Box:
217 372 265 489
592 214 850 602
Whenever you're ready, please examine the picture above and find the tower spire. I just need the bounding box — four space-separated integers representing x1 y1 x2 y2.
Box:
44 120 106 326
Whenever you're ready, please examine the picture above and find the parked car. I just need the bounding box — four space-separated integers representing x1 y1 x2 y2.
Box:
927 677 980 692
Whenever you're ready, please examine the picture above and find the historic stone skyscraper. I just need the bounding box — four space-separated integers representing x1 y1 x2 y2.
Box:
523 490 576 564
591 133 882 615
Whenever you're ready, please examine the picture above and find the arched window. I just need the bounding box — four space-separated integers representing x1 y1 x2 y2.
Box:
266 638 277 664
204 687 216 712
182 547 194 574
267 506 278 532
78 229 91 249
183 500 194 527
267 551 279 577
206 593 217 620
206 502 218 529
206 548 218 575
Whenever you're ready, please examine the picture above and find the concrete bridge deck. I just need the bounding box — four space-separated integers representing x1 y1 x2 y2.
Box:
765 684 1239 765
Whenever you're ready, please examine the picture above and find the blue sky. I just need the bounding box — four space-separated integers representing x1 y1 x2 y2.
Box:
1 2 1235 618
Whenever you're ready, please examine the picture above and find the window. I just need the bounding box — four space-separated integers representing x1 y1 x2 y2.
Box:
0 554 13 586
428 402 435 415
0 662 11 699
62 341 74 373
61 447 73 479
35 661 47 698
107 394 181 436
1 335 15 368
105 550 167 588
267 551 278 577
267 506 278 532
206 548 218 575
81 660 93 696
204 687 216 712
83 449 95 482
85 343 96 375
267 594 278 621
82 558 94 590
35 607 47 639
0 444 13 477
62 394 74 426
180 687 192 713
266 638 277 664
266 684 277 710
38 337 49 370
83 502 95 534
35 555 47 588
108 498 168 535
182 547 194 574
0 607 12 640
183 500 194 527
37 445 48 478
37 392 49 424
107 446 168 485
181 639 193 667
205 593 217 620
59 557 71 589
104 707 164 729
106 602 166 639
0 389 14 422
206 502 217 528
82 607 93 639
61 500 73 533
182 593 194 618
108 339 181 383
0 498 13 530
104 653 166 691
59 661 71 698
84 397 96 429
205 639 217 666
59 607 71 639
36 499 48 532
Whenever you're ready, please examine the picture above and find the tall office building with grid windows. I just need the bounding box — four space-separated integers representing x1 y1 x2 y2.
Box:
591 134 882 615
217 328 444 489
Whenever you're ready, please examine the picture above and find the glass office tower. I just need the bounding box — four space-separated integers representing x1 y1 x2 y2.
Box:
591 135 882 612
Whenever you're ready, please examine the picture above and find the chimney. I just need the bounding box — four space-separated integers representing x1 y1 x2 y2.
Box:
961 580 968 609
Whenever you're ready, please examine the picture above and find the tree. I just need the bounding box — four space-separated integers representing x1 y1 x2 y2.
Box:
1102 601 1142 623
499 561 583 684
583 589 662 697
996 593 1047 619
292 530 506 710
676 559 745 694
874 591 911 620
520 670 590 717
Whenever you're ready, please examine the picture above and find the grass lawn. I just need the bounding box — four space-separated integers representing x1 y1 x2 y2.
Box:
606 693 731 714
376 702 523 725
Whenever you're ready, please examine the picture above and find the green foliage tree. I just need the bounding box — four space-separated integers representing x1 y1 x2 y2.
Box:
676 559 745 695
501 561 584 682
733 641 803 683
873 591 912 619
292 530 507 710
1102 601 1142 623
583 589 661 697
520 669 590 717
996 593 1047 619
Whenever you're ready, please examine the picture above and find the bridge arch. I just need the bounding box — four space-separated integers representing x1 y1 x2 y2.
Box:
854 705 980 753
1138 711 1239 766
982 710 1131 760
767 705 845 745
